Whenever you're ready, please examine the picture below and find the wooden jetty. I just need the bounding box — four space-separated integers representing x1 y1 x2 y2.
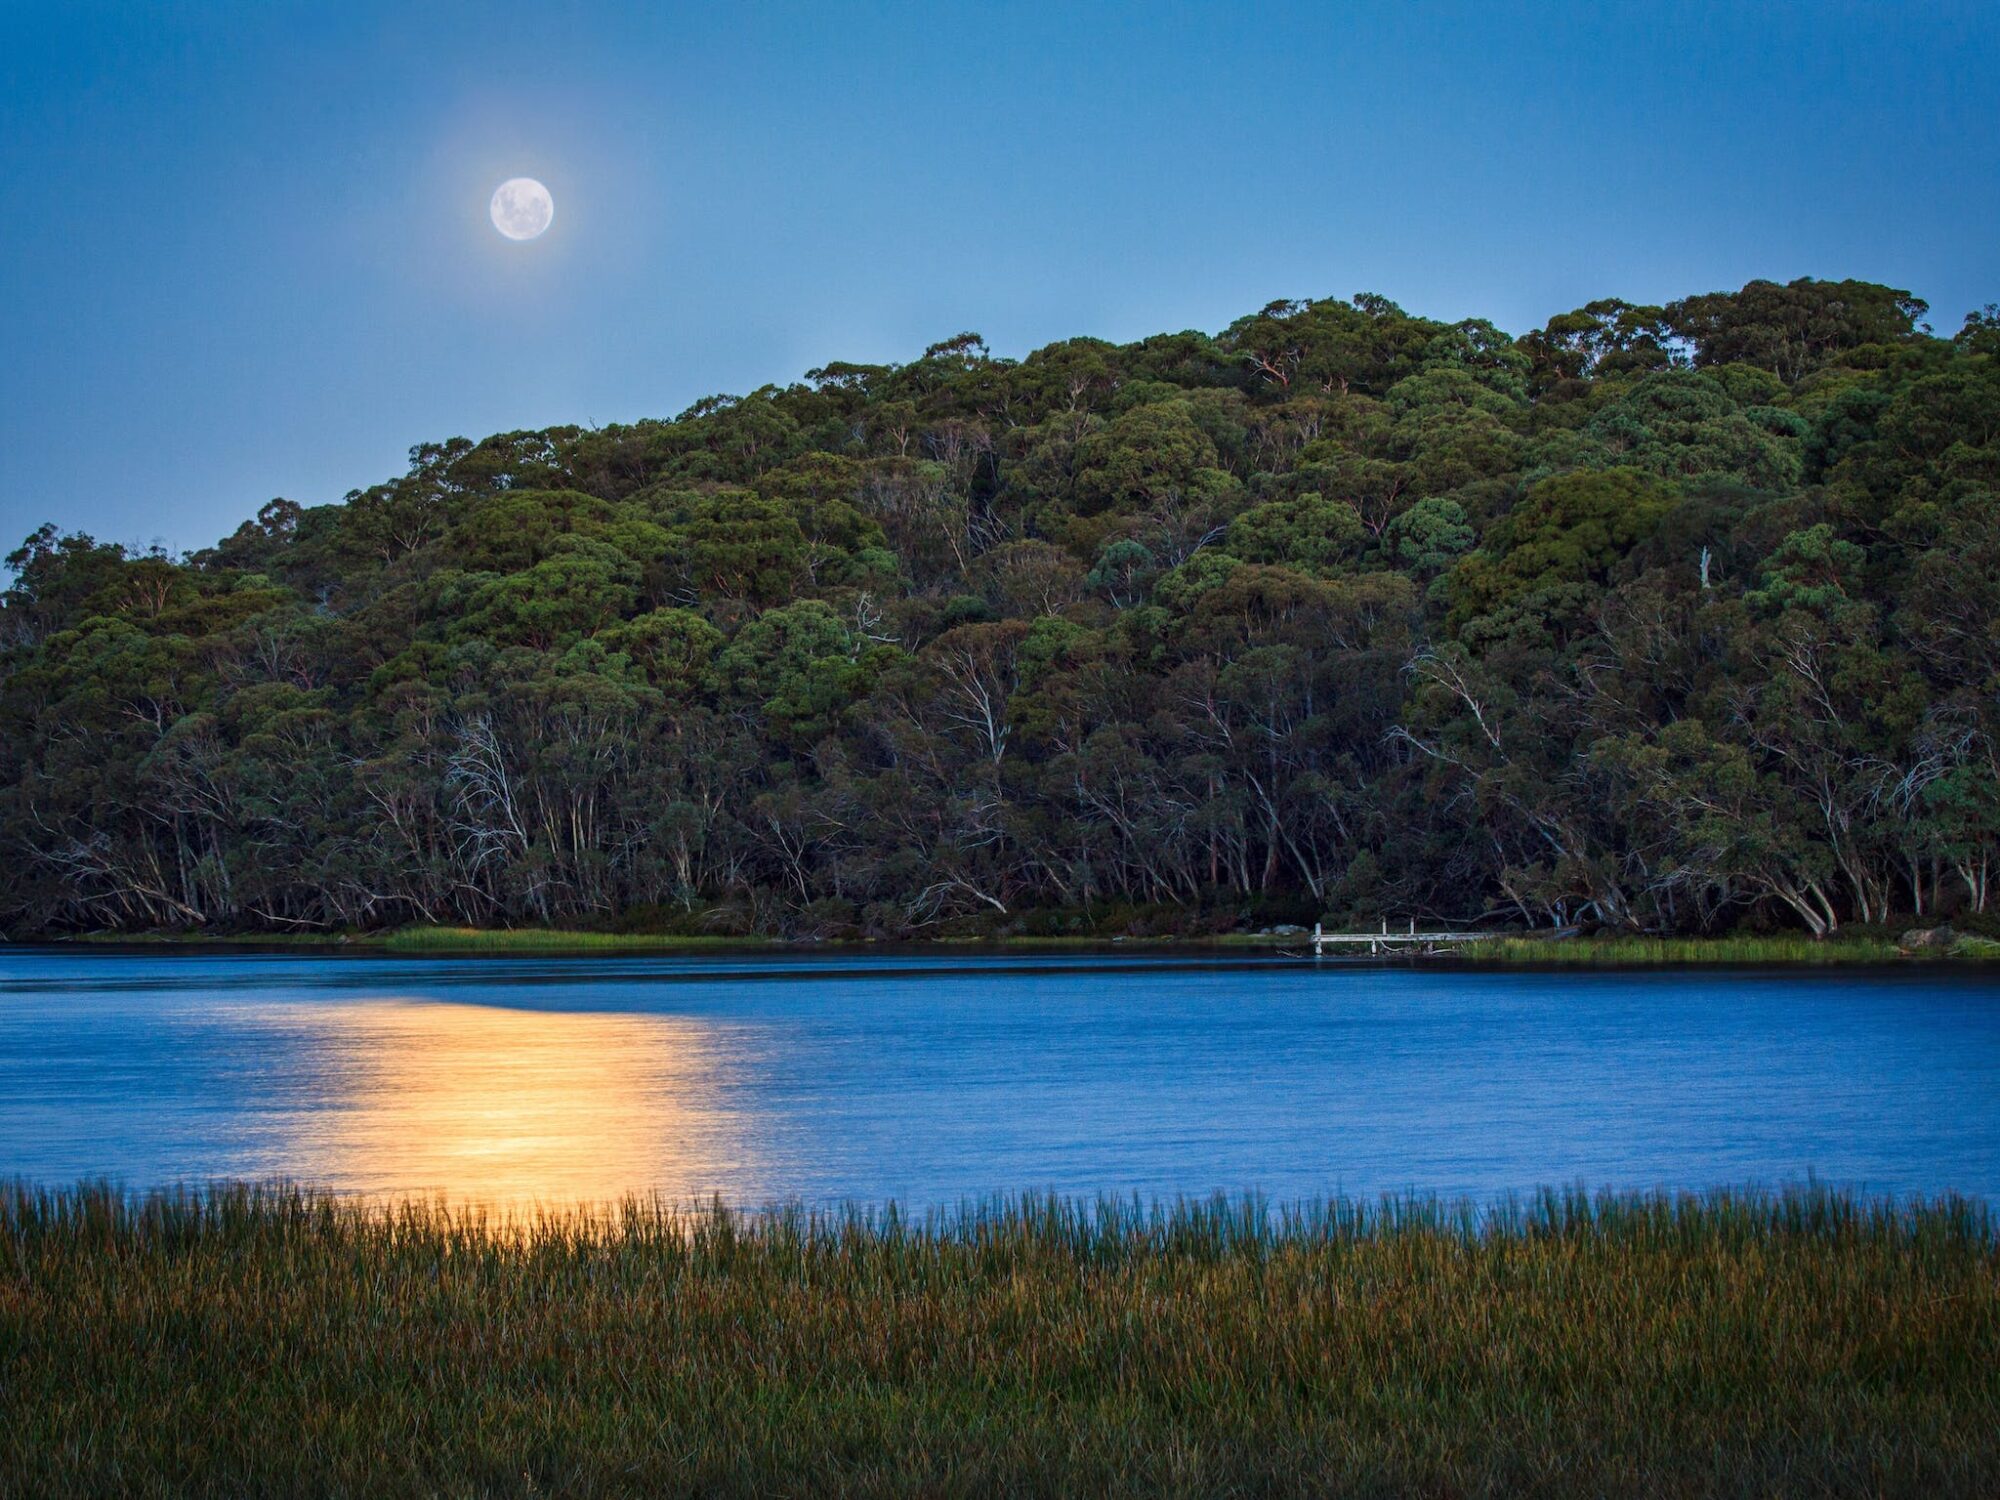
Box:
1307 920 1500 956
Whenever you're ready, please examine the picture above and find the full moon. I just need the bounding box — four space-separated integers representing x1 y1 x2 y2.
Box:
489 178 553 241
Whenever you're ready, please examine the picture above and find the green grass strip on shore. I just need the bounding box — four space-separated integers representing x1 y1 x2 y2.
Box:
380 925 763 953
1482 934 1908 965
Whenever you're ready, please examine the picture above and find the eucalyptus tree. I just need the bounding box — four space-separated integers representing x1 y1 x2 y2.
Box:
2 276 1993 938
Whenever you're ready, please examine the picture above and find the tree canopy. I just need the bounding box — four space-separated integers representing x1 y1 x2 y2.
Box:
3 276 1994 939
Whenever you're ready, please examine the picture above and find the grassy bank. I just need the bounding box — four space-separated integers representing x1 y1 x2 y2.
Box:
378 925 765 954
1480 934 1911 965
4 1186 1996 1497
70 928 368 947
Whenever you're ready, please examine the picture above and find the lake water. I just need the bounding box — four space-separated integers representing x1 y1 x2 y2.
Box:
2 950 1997 1211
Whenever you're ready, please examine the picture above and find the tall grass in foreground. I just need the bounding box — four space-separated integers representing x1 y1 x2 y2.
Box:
382 925 760 953
1484 934 1907 965
3 1186 1996 1497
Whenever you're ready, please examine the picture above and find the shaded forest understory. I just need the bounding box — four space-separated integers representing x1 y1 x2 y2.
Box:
4 277 1997 939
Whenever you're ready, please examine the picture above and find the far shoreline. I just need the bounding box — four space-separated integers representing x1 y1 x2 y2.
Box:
17 924 2000 966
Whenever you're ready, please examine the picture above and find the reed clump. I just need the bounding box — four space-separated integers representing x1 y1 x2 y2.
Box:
3 1184 1995 1497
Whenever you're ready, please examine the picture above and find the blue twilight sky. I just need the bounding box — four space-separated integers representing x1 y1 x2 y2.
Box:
3 1 1996 556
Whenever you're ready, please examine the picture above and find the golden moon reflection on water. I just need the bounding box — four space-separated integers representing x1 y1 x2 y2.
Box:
260 999 756 1220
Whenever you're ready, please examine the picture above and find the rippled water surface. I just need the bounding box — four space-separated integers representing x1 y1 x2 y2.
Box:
3 950 1996 1210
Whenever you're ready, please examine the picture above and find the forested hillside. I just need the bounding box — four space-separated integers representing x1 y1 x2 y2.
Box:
4 277 1996 939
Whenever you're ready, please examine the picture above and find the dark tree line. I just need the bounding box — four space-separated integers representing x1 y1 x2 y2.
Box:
3 277 1996 938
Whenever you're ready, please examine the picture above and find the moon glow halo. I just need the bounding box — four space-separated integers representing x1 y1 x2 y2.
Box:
490 178 554 241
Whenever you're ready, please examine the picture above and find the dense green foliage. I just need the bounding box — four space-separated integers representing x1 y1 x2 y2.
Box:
5 1184 1996 1497
4 277 1997 938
